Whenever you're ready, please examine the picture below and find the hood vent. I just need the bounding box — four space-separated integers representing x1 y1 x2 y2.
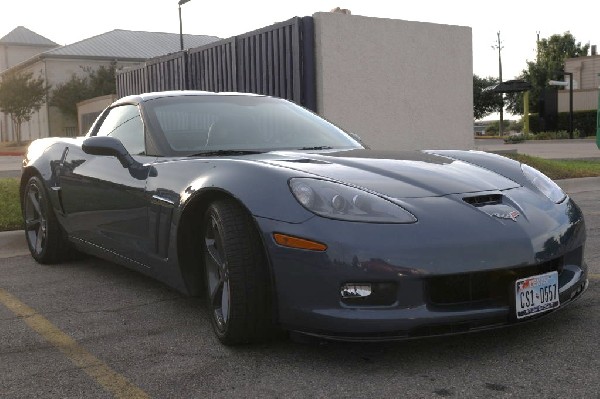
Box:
463 194 503 207
279 158 330 164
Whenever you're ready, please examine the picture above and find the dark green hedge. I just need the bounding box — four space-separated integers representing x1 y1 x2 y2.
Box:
528 110 597 136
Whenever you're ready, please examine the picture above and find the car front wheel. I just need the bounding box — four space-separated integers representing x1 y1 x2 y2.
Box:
202 199 273 345
22 175 70 264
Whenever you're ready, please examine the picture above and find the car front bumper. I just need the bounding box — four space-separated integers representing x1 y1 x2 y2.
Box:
255 192 588 340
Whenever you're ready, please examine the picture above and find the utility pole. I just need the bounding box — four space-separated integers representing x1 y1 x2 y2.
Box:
492 31 504 136
536 31 540 61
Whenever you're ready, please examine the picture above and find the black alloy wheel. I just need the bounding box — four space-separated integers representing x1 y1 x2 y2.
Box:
23 176 68 264
202 199 273 345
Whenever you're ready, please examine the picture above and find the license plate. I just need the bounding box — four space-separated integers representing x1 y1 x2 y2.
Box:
515 271 560 319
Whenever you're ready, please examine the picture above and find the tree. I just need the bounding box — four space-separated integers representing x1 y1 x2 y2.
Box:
50 62 117 120
473 75 502 120
87 63 117 96
506 32 589 115
49 74 90 119
0 71 48 145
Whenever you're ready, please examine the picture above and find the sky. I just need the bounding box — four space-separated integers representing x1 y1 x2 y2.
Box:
2 0 598 120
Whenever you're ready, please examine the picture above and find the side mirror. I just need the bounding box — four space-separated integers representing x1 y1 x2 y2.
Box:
82 136 135 168
82 136 154 180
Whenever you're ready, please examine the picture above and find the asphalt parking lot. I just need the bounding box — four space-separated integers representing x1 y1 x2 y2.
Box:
1 142 599 398
1 186 599 398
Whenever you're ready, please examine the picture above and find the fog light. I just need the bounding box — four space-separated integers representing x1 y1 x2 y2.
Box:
341 282 397 306
341 283 372 298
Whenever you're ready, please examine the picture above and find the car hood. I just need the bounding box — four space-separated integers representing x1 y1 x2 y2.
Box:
263 149 520 199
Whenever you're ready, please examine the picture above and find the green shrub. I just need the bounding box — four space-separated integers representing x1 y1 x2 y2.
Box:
528 110 596 136
530 130 581 140
504 135 526 144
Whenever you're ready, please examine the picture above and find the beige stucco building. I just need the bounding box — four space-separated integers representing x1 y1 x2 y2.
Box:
0 26 58 73
0 28 219 142
560 54 600 112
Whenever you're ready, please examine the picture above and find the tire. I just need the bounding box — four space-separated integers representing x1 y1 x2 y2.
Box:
202 199 273 345
22 175 70 264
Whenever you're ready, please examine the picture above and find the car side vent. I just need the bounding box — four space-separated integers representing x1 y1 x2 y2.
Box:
463 194 503 207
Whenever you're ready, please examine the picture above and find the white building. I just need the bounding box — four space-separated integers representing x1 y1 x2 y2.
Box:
0 28 219 142
561 50 600 112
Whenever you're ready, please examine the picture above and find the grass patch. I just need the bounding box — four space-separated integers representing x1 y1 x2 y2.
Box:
0 178 22 231
502 154 600 180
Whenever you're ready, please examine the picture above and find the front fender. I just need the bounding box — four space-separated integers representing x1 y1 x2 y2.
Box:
147 158 316 224
21 138 82 215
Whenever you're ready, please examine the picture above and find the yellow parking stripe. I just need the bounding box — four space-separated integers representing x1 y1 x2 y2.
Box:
0 288 149 399
589 274 600 280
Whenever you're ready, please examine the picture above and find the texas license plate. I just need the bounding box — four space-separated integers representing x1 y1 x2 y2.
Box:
515 271 560 319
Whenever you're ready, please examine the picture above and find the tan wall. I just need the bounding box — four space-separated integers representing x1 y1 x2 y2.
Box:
558 89 599 112
563 56 600 112
565 56 600 90
77 94 117 135
313 12 473 151
0 44 56 72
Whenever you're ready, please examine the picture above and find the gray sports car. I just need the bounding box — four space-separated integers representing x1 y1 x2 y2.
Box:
21 91 588 345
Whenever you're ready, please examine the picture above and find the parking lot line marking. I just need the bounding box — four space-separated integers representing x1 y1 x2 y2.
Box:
0 288 149 399
589 274 600 280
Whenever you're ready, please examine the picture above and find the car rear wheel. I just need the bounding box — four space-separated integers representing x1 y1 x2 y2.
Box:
23 175 70 264
202 199 272 345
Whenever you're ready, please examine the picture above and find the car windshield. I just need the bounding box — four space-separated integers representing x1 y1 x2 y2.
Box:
143 95 364 155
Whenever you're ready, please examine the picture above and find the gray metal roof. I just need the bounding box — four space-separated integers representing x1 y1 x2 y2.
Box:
44 29 221 60
0 26 58 46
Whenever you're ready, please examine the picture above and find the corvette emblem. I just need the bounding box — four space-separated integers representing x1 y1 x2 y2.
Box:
491 210 520 222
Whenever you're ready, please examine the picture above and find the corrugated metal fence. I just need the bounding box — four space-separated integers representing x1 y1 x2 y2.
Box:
116 17 316 111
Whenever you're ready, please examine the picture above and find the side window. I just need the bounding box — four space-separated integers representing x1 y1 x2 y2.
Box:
95 105 145 155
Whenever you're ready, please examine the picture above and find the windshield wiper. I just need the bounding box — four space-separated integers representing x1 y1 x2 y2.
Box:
296 146 334 150
187 149 266 157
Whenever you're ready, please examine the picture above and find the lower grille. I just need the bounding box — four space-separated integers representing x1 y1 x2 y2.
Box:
426 258 563 309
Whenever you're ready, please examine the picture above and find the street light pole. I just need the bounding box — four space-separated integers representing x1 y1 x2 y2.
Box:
567 71 573 138
178 0 192 51
549 72 574 139
548 71 573 139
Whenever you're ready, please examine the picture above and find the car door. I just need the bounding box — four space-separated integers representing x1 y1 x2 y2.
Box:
59 103 156 261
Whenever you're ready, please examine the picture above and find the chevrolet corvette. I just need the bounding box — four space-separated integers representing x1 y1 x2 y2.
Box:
20 91 588 345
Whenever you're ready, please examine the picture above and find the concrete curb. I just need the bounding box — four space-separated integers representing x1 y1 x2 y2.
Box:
556 176 600 194
1 176 597 259
0 230 30 259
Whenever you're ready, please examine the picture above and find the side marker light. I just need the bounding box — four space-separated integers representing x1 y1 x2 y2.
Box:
273 233 327 251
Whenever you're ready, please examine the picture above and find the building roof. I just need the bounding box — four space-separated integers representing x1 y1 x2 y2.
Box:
0 26 58 47
44 29 221 60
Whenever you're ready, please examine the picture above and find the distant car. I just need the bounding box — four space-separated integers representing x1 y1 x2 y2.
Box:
21 91 588 345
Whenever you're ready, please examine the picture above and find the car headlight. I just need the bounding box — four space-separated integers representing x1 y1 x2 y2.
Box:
521 163 566 203
289 178 417 223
